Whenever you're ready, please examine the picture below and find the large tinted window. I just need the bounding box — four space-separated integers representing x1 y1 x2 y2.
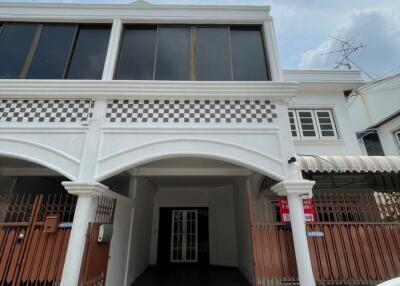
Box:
0 23 110 79
196 27 231 81
155 27 191 80
230 27 268 81
27 24 76 79
0 23 37 78
116 27 156 80
116 25 269 81
67 26 110 79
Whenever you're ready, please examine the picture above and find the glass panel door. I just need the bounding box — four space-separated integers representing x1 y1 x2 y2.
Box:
170 210 198 263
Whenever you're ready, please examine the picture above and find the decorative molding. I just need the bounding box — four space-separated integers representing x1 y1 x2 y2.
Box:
0 99 93 123
0 136 80 164
62 181 108 196
0 3 271 24
105 99 277 124
271 180 315 196
0 80 298 100
98 137 282 164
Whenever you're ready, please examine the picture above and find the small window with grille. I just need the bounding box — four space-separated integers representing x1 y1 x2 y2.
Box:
288 108 338 139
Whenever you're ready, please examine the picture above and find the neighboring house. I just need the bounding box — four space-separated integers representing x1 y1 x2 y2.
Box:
348 74 400 155
0 3 399 286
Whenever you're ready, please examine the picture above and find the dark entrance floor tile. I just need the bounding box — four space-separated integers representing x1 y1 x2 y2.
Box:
131 266 252 286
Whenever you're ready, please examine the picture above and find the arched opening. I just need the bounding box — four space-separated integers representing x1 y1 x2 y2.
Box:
0 156 75 285
100 156 280 286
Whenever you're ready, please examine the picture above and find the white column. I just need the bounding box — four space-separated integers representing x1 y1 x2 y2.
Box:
102 18 123 80
60 182 108 286
271 163 316 286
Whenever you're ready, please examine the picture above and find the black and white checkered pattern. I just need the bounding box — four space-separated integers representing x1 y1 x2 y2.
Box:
105 99 277 124
0 99 93 123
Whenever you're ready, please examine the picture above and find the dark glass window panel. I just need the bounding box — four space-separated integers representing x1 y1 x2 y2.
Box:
196 27 231 81
230 27 268 81
0 23 37 78
363 133 385 156
67 26 110 79
304 131 316 137
155 27 190 80
322 131 335 136
27 25 76 79
116 27 156 80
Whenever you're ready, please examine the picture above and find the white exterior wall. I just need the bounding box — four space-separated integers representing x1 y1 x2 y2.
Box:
348 77 400 132
283 70 363 156
233 178 254 283
150 186 238 267
126 178 156 285
106 194 135 286
348 76 400 154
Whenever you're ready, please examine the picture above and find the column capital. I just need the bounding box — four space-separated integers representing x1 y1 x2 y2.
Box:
271 180 315 196
62 181 109 196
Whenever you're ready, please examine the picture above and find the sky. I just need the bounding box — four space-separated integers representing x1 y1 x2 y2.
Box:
2 0 400 79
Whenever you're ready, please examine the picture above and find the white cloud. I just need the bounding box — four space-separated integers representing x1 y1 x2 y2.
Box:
299 10 400 78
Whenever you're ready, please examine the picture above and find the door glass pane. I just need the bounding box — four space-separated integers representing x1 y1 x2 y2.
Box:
230 27 268 81
67 26 110 79
27 24 76 79
196 27 231 81
116 27 156 80
155 27 190 80
0 23 37 78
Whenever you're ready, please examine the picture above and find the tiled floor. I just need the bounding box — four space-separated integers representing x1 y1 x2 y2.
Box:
131 266 252 286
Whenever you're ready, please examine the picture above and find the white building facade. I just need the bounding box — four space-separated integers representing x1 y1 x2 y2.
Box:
348 75 400 156
0 3 399 286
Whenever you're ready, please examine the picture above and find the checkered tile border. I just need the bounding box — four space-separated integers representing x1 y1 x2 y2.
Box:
105 99 277 124
0 99 93 123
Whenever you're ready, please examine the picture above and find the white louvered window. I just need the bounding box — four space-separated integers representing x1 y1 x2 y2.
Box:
288 110 300 139
289 109 338 139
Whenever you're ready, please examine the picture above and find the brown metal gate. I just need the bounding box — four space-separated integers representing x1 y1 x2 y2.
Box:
78 196 116 286
250 189 400 286
0 193 77 286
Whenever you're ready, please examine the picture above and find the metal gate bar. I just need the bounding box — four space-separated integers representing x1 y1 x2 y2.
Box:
0 193 77 286
78 196 116 286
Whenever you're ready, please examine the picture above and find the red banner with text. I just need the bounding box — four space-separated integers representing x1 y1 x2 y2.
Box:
278 196 316 223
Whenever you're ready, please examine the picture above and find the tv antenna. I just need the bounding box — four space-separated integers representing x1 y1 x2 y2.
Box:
321 35 374 79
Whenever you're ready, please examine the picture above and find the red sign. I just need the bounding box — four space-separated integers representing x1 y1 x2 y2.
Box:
278 196 316 223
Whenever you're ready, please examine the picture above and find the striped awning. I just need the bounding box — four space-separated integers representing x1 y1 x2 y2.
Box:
297 155 400 173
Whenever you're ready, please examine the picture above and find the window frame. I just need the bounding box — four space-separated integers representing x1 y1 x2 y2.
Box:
0 22 111 80
114 24 271 81
295 109 319 139
394 129 400 149
289 108 339 140
314 109 338 139
288 110 300 139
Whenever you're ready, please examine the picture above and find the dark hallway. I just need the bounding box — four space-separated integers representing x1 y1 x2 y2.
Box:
131 266 252 286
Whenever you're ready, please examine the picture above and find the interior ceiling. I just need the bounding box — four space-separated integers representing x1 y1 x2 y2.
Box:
149 176 237 189
0 157 42 168
136 157 244 169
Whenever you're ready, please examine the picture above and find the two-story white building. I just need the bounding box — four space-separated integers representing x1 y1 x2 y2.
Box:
0 2 399 286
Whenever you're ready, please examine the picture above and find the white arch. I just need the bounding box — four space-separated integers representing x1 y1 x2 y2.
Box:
96 138 286 181
0 137 79 180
